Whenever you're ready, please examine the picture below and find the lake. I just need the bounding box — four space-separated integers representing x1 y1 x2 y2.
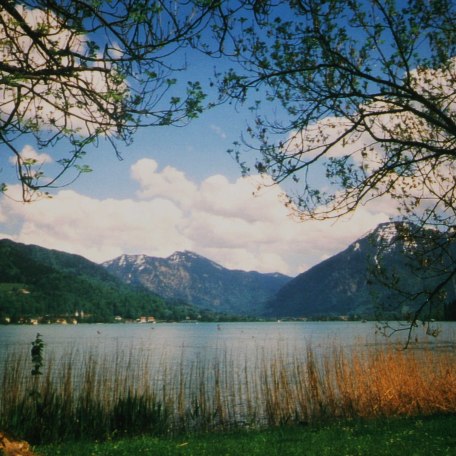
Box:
1 321 455 368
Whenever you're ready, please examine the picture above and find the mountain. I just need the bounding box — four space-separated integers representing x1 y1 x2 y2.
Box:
3 222 453 323
266 222 456 319
0 239 210 323
103 251 291 315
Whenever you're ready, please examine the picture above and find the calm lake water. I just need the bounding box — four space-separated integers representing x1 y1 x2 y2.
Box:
1 321 455 369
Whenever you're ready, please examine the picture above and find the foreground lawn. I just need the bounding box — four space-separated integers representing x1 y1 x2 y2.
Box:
36 415 456 456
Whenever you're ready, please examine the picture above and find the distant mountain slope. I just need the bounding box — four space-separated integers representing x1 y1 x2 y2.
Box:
266 222 456 319
103 251 291 315
0 239 203 322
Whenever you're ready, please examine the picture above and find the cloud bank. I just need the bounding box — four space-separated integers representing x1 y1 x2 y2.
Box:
0 158 397 275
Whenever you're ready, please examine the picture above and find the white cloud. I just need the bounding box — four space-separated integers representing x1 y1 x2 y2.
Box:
131 159 198 208
2 187 191 262
8 145 53 166
197 174 286 222
0 159 396 276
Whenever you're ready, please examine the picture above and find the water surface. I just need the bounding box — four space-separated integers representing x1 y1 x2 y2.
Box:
1 321 454 367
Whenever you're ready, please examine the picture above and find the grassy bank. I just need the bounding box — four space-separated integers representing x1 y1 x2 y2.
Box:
1 340 456 445
35 415 456 456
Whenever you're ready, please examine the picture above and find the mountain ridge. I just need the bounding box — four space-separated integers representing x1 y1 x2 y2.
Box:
2 221 454 322
103 251 291 315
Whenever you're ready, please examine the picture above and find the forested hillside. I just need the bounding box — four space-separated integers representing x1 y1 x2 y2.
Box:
266 223 456 320
0 240 216 323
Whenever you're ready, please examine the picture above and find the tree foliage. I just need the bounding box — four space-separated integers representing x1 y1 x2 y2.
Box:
0 0 224 200
216 0 455 223
212 0 456 337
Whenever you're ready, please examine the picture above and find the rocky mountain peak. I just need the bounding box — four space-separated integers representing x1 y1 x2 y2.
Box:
168 250 200 263
104 250 291 315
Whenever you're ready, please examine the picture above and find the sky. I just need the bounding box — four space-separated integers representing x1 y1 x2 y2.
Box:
0 5 399 277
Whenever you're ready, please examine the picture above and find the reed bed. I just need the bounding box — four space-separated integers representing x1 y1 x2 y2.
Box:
1 342 455 444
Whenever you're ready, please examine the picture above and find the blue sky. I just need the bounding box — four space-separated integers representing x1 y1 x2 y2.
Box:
0 5 399 276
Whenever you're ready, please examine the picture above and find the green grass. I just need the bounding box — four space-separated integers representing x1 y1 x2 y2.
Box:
35 415 456 456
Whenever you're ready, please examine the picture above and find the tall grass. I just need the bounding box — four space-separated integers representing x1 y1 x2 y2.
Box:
1 342 455 444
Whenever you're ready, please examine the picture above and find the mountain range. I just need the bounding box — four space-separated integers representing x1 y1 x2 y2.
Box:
1 222 454 322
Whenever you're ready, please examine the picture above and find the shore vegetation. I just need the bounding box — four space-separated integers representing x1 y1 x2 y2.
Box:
1 339 455 446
